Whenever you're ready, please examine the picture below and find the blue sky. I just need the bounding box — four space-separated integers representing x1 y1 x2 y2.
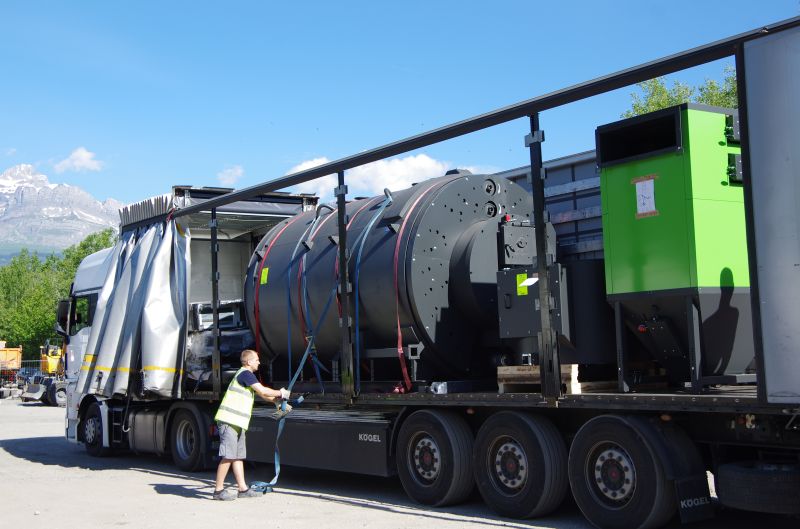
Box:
1 1 798 203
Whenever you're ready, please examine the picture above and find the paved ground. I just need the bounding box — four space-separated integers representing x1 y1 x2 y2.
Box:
0 399 796 529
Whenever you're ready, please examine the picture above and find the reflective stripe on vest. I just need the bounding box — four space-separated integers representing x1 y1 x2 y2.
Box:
215 367 255 430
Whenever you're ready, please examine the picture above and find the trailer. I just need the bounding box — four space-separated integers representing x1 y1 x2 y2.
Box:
60 17 800 529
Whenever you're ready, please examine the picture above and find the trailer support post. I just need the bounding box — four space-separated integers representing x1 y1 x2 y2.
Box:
734 44 767 404
527 113 561 401
614 301 630 393
335 171 355 398
210 208 221 398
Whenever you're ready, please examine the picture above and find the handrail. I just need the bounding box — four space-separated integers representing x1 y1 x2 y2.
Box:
173 15 800 218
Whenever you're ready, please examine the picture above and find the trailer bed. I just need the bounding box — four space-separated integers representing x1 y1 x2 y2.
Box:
295 385 789 415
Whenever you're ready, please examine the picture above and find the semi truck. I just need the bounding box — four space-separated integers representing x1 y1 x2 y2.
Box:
59 17 800 529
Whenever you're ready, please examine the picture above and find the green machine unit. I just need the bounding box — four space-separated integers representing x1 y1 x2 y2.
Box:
596 104 754 390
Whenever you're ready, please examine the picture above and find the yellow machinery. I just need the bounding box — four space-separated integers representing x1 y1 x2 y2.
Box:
0 342 23 370
40 343 63 375
19 342 66 406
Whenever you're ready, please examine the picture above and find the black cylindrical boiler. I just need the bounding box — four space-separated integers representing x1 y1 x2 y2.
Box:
244 172 532 379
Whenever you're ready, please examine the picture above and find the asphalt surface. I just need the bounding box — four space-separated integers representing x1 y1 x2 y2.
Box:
0 399 797 529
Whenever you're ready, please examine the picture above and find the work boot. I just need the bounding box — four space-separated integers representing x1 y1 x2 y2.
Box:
238 488 263 498
213 489 237 501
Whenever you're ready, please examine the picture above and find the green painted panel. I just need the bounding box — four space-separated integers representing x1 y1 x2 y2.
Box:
602 151 692 293
600 105 748 295
691 199 750 287
684 110 743 202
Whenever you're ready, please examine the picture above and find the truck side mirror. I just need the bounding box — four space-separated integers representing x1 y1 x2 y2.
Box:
55 298 71 341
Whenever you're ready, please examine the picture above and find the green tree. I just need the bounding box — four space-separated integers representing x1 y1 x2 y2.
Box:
622 66 738 118
57 228 117 287
0 229 116 359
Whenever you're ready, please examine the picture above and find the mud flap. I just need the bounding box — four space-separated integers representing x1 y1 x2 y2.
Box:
675 476 715 523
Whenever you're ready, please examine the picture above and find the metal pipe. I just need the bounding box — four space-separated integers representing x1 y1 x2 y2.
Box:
173 16 800 219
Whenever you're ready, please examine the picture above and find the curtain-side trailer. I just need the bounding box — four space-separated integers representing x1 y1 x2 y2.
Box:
58 17 800 529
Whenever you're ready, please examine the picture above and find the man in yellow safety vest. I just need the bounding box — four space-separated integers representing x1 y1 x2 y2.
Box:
213 349 290 500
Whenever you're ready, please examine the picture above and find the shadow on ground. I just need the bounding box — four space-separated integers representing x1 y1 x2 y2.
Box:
0 433 580 528
2 431 798 529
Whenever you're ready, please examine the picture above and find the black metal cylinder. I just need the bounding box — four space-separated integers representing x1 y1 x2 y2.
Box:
244 172 532 378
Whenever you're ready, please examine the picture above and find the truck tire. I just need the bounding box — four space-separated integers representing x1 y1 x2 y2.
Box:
716 461 800 514
568 415 675 529
47 383 67 407
83 402 112 457
473 411 567 518
54 386 67 407
396 409 474 507
170 409 206 472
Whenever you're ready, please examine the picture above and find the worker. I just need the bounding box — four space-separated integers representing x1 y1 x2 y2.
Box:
213 348 290 501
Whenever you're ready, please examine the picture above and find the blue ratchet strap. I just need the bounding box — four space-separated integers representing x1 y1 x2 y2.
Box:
311 355 331 374
301 205 337 394
352 190 393 395
263 280 338 491
285 221 316 382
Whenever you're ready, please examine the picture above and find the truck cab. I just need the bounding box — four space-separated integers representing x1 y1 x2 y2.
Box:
58 247 113 437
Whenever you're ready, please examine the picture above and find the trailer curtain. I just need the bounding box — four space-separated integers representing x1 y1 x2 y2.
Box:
77 219 191 399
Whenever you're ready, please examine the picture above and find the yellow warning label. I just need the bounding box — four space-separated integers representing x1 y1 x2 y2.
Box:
260 267 269 285
516 273 528 296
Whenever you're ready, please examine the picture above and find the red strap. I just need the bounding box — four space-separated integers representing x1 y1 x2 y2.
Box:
392 181 452 392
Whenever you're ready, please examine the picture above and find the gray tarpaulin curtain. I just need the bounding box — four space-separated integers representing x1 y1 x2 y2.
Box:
141 221 190 397
77 219 191 399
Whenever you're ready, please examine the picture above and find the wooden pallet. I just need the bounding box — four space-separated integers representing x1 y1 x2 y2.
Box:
497 364 617 395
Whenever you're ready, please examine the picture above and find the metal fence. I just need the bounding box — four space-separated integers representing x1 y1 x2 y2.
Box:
0 364 17 389
0 359 52 389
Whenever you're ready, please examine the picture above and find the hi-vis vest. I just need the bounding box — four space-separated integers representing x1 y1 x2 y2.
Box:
215 367 256 430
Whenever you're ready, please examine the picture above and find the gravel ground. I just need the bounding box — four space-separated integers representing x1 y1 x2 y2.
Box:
0 399 796 529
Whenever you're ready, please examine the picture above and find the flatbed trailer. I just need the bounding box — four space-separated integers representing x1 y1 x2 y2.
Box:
61 16 800 529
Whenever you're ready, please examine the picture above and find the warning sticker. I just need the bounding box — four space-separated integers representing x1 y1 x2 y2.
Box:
260 267 269 285
516 273 529 296
632 174 659 218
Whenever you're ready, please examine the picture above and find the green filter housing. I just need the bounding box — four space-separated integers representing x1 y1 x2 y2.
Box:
598 104 748 295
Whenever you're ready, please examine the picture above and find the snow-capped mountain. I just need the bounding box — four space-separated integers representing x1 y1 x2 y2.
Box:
0 164 121 260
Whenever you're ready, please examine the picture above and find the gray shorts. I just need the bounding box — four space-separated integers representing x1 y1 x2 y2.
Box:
218 422 246 460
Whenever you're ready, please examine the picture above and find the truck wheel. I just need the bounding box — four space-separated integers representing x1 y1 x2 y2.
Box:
396 409 474 506
54 386 67 407
170 409 206 472
47 384 66 407
83 402 111 457
568 416 675 529
473 411 567 518
716 461 800 514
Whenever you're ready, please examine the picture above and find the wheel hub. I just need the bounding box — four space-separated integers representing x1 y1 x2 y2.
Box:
492 438 528 492
593 446 635 503
412 435 440 482
84 417 97 445
175 420 195 460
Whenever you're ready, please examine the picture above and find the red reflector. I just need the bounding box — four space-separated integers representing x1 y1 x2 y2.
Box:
637 324 648 333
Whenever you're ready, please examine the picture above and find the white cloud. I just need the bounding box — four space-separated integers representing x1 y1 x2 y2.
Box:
285 154 452 202
217 164 244 186
5 148 16 156
54 147 104 173
285 157 337 200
